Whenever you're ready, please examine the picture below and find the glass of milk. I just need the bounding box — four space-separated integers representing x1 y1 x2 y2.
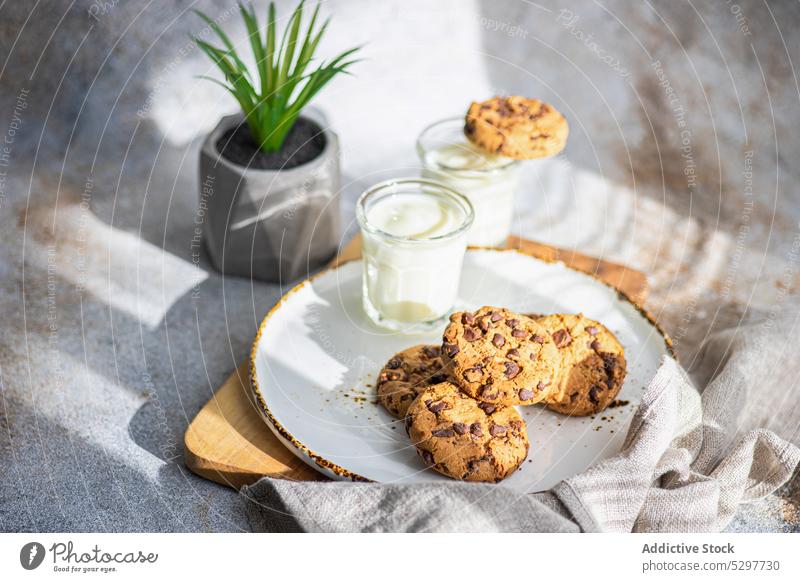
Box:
417 117 521 247
356 178 474 331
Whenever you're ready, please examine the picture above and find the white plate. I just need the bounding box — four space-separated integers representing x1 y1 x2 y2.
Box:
250 249 672 493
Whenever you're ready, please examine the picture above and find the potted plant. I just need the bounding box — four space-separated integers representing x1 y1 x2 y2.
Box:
194 1 359 282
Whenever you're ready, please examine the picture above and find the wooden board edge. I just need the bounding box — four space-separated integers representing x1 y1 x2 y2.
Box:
183 364 323 487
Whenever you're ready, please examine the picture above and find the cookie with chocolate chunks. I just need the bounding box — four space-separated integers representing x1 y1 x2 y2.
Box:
537 313 627 416
441 306 561 406
377 344 454 418
465 96 568 160
406 381 529 482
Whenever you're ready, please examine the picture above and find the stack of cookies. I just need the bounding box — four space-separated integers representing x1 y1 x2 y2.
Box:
376 307 627 483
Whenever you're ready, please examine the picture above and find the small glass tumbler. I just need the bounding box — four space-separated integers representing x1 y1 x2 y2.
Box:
356 178 474 331
417 117 521 247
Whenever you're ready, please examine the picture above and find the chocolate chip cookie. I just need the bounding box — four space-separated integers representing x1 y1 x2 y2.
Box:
441 306 561 406
537 313 627 416
377 344 453 418
465 96 569 160
406 381 529 482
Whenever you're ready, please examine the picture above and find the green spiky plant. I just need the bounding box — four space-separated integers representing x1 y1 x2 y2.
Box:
194 1 360 154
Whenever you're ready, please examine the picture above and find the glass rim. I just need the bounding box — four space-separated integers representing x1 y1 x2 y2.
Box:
416 116 519 176
356 177 475 245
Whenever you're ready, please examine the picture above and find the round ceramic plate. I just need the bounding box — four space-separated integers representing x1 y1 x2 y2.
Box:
250 249 672 493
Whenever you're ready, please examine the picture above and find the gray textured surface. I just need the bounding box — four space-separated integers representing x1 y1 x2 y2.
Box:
1 0 799 532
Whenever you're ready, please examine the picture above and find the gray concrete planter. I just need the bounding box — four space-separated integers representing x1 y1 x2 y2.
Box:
199 112 341 283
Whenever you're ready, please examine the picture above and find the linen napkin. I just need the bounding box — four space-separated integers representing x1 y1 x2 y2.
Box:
242 315 800 532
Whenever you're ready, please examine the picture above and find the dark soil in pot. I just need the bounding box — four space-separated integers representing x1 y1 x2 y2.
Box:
216 116 327 170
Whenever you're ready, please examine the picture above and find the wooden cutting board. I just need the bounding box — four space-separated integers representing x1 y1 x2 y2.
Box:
184 235 648 489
